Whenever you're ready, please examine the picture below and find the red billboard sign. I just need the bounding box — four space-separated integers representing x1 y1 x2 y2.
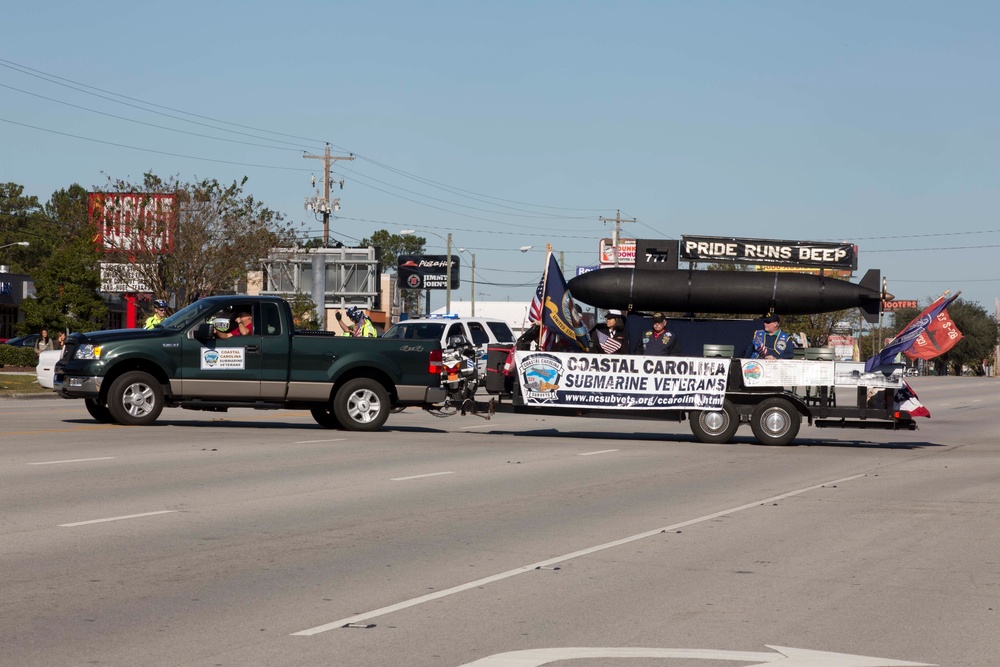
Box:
89 193 176 254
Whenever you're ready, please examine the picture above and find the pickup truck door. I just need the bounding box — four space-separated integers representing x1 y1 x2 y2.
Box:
258 301 291 401
180 306 263 399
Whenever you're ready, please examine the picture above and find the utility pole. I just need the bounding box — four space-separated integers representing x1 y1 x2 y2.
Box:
599 210 636 268
303 144 355 247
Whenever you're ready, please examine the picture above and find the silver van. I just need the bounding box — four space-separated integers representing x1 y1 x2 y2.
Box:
382 315 515 379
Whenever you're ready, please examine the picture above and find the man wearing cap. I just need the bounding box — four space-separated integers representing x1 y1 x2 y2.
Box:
638 312 679 356
743 314 794 359
589 309 629 355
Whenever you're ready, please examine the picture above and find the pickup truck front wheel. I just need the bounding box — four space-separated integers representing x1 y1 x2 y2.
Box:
333 378 390 431
107 371 164 426
310 407 342 429
85 398 115 424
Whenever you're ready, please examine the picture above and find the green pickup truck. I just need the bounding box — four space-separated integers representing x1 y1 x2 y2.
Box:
54 295 446 430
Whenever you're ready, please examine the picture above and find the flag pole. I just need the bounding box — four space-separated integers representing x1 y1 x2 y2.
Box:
537 243 553 347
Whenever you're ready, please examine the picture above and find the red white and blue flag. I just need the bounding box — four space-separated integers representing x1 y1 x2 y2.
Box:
865 292 961 372
894 380 930 418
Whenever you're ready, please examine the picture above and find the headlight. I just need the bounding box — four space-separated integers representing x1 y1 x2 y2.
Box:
75 344 103 360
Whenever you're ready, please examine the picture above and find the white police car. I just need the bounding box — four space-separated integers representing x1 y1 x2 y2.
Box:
382 314 515 379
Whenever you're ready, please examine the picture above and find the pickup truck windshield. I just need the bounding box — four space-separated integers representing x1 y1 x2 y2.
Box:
157 301 217 330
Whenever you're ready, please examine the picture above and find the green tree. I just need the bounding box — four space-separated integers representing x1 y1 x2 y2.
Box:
359 229 426 316
95 172 302 306
287 291 320 330
19 184 107 334
0 182 42 274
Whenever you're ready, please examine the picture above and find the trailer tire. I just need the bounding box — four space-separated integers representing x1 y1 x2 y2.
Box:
310 406 343 429
106 371 164 426
85 398 115 424
689 400 739 444
333 378 390 431
750 397 800 446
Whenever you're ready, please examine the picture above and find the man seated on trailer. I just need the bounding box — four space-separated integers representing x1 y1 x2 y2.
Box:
743 314 794 360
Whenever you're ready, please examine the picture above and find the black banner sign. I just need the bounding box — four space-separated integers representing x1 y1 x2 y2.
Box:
679 235 857 270
397 255 460 290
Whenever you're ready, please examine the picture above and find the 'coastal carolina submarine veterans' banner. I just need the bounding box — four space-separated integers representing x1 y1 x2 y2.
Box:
515 351 728 410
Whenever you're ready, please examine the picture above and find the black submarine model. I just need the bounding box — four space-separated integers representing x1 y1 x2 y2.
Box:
567 267 886 323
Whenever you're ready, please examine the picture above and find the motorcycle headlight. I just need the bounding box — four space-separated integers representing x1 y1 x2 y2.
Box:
75 344 103 360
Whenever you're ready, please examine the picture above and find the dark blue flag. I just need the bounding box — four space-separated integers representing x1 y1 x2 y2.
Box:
539 252 590 351
865 292 960 372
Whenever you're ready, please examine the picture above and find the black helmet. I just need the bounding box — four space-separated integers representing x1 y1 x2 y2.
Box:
153 299 168 309
346 306 363 321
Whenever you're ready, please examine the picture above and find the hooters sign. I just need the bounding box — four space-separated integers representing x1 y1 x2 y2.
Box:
89 193 176 254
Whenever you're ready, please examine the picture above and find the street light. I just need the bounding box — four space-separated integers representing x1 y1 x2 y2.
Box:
458 247 476 316
0 241 29 251
400 230 453 313
519 245 533 253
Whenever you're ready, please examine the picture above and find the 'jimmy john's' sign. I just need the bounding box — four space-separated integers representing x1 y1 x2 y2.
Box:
680 235 857 270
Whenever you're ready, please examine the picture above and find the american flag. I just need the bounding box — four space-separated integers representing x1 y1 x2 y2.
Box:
894 380 930 418
596 329 621 354
527 268 552 350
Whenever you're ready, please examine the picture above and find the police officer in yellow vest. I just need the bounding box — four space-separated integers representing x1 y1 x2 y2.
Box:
335 306 377 337
144 300 169 329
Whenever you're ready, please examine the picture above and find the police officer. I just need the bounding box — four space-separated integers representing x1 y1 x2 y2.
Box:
336 306 377 337
743 313 794 359
638 312 678 356
144 300 169 329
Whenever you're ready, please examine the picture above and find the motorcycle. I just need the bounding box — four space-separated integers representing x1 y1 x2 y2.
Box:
438 334 481 415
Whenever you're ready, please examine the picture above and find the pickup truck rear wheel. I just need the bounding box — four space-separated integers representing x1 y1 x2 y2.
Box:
689 399 739 444
85 398 115 424
750 397 800 446
333 378 390 431
107 371 164 426
310 407 343 429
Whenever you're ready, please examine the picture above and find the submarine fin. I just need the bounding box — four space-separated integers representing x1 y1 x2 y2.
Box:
859 269 882 324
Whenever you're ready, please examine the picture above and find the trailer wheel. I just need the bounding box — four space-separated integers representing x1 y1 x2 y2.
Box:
333 378 390 431
310 406 343 429
689 400 739 444
750 397 800 446
106 371 164 426
85 398 115 424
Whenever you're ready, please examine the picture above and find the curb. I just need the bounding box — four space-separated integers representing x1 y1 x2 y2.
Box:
0 392 60 400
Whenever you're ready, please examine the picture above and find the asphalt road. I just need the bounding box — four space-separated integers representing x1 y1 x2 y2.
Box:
2 377 997 667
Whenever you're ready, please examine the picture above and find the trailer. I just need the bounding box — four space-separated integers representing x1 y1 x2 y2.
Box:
481 349 917 446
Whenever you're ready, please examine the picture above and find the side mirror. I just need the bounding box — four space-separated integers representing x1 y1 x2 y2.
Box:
190 323 214 340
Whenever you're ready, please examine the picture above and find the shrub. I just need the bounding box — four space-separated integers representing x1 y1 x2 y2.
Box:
0 346 37 368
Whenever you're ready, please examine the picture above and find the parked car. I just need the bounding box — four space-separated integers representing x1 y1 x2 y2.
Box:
36 349 61 389
904 368 919 377
382 314 516 379
2 333 40 348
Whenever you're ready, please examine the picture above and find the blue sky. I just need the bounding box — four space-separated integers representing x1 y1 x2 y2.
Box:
3 1 998 315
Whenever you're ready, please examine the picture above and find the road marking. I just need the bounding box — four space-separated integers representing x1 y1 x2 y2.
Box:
29 457 117 465
59 510 177 527
578 449 619 456
293 438 347 444
390 471 455 481
292 473 867 636
458 645 934 666
461 423 495 430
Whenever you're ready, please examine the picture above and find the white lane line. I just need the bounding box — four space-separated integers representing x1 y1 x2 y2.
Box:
293 438 347 444
29 457 117 465
578 449 619 456
461 423 495 431
292 472 866 636
59 510 177 528
391 471 455 481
